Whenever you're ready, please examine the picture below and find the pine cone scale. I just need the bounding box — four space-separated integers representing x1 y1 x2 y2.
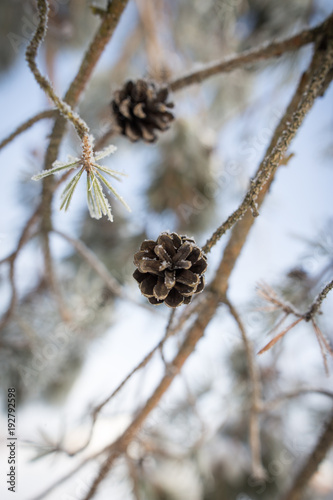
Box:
133 103 146 119
165 288 184 308
140 274 157 297
157 234 176 256
174 282 195 295
165 270 176 289
154 278 169 300
176 269 199 287
138 260 163 275
192 260 208 275
173 242 193 263
140 240 156 251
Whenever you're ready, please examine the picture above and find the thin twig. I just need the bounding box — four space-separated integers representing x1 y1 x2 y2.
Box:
29 448 107 500
126 454 141 500
0 260 17 332
304 278 333 321
282 410 333 500
0 109 57 153
256 278 333 367
169 15 332 92
0 208 40 330
226 298 266 479
263 312 290 340
81 294 219 500
42 230 71 322
50 308 179 459
312 320 330 375
159 309 175 362
53 229 123 297
52 229 156 314
91 309 178 420
0 208 40 266
262 388 333 413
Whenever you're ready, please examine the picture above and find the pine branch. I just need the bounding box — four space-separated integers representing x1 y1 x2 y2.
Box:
70 34 333 499
169 14 333 92
25 0 89 140
39 0 129 267
203 35 333 255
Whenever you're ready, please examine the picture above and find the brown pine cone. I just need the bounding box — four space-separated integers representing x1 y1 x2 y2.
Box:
133 232 207 307
111 79 174 143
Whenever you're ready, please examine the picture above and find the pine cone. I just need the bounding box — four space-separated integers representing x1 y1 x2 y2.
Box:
133 232 207 307
111 79 174 143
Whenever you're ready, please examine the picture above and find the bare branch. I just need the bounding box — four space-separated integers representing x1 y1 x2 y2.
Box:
126 454 141 500
53 229 123 297
0 259 17 333
81 293 219 500
169 15 332 92
0 208 40 330
29 448 106 500
47 34 333 498
226 298 266 479
203 36 333 255
25 0 89 139
207 32 333 328
47 308 179 458
52 229 157 315
256 278 333 367
41 230 71 322
282 410 333 500
305 278 333 321
262 388 333 413
0 109 57 153
39 0 129 271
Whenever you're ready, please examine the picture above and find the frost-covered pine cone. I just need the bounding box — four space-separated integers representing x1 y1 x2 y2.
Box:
133 232 207 307
111 79 174 143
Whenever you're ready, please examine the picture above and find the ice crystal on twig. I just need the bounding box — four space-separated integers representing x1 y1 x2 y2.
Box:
32 136 130 222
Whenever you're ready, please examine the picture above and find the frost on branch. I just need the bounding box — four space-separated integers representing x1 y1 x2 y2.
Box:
32 136 130 222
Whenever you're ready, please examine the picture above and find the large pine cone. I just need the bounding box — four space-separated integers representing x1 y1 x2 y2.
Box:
133 232 207 307
111 79 174 143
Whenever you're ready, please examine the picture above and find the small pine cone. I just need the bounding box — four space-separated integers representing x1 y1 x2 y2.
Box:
133 232 207 307
111 79 174 143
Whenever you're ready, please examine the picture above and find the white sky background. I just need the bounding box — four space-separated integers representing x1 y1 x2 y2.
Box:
0 1 333 499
